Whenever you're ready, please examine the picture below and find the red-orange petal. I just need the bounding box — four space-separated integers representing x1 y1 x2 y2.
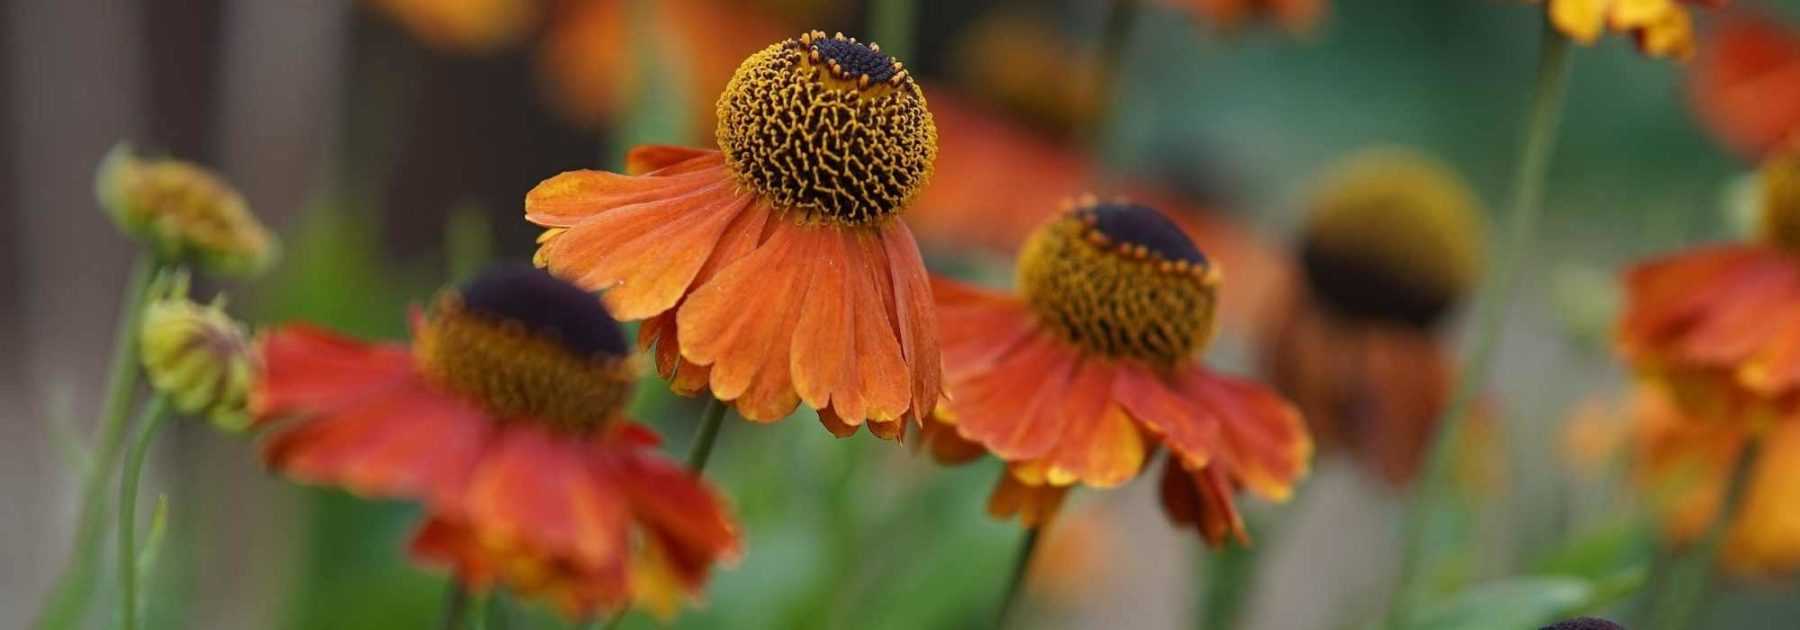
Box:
626 145 719 176
933 277 1040 383
1178 368 1313 502
1036 360 1146 488
524 153 727 227
987 469 1071 527
252 325 417 421
951 331 1084 461
880 220 944 424
1690 14 1800 159
1158 459 1250 548
677 218 813 420
542 180 754 320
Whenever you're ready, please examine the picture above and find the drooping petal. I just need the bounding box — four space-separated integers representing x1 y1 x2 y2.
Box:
950 331 1084 461
933 276 1040 383
458 426 634 572
840 229 912 424
1115 366 1225 470
1158 459 1249 548
1035 360 1146 488
880 220 944 424
1178 369 1313 502
677 219 814 420
987 468 1071 527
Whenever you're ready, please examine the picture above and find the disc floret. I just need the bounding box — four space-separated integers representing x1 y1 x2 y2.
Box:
1017 196 1221 365
413 267 635 434
716 31 937 226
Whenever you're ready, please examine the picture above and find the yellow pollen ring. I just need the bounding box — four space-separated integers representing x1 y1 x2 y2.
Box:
1017 198 1222 365
414 294 636 433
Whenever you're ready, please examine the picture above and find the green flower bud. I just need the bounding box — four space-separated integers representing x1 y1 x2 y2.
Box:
96 143 279 276
139 273 256 431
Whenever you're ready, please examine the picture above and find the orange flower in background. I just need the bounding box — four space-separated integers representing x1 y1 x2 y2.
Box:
253 266 740 619
1260 148 1487 487
1633 386 1800 575
1174 0 1328 34
362 0 539 53
927 198 1312 546
537 0 788 132
1688 12 1800 159
1618 147 1800 424
1534 0 1726 60
910 92 1290 330
527 32 942 438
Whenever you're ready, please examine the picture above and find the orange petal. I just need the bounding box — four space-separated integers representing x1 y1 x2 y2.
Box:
544 181 753 320
252 325 417 420
842 230 911 423
1115 366 1225 469
817 407 861 438
881 220 944 424
1670 261 1800 366
1179 369 1313 502
951 331 1083 461
1620 246 1764 355
677 220 813 420
1690 14 1800 159
626 145 719 176
524 154 727 227
263 380 492 506
790 232 858 417
1158 460 1249 548
987 470 1070 527
1038 360 1146 488
460 427 634 572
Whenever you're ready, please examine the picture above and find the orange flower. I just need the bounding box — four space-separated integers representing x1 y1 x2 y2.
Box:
253 266 740 619
1534 0 1725 60
527 32 942 438
928 198 1312 546
362 0 539 53
909 91 1290 330
536 0 788 132
1259 148 1486 487
1633 386 1800 575
1173 0 1328 34
1688 12 1800 159
1618 148 1800 424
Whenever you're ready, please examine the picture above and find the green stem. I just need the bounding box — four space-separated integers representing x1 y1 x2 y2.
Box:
35 254 158 630
869 0 916 62
440 582 470 630
1645 439 1762 630
1386 23 1573 628
996 526 1044 628
686 398 728 472
1199 542 1255 630
116 395 170 630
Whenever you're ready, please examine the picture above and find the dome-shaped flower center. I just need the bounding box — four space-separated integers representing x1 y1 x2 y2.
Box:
414 266 635 433
716 31 937 226
1017 198 1220 365
1761 148 1800 253
1301 149 1485 329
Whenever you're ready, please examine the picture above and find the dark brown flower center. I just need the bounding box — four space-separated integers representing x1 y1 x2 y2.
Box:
414 266 634 433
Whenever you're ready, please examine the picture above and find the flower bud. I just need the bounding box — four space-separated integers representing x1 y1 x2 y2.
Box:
96 143 278 276
139 273 256 431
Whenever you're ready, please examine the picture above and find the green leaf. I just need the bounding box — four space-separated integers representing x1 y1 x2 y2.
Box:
1405 576 1593 630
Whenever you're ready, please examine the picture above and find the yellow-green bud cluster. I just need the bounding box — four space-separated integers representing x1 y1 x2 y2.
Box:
96 143 279 276
139 273 256 431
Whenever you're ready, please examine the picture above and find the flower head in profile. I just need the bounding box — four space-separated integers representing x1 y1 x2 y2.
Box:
140 272 256 431
1533 0 1726 60
1632 386 1800 575
527 31 942 439
1173 0 1328 34
1260 148 1486 487
1618 145 1800 425
252 265 740 619
924 197 1311 546
1688 11 1800 159
96 144 278 276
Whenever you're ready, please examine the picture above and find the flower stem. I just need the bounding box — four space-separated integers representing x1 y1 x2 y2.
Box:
1199 541 1255 630
686 398 728 472
1645 439 1762 630
996 526 1044 628
440 582 470 630
1386 22 1573 628
35 254 158 630
116 395 170 630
